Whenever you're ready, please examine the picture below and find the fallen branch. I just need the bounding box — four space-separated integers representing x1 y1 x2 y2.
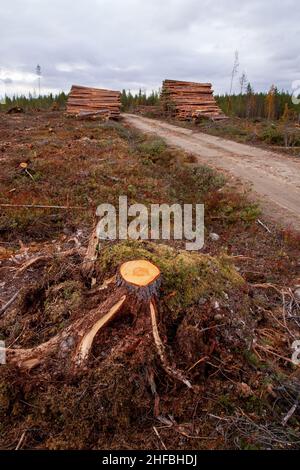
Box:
15 431 26 450
16 247 83 274
257 219 272 234
0 204 86 210
153 426 167 450
251 283 282 295
81 225 99 279
255 344 295 364
188 355 209 372
282 403 298 426
0 290 21 317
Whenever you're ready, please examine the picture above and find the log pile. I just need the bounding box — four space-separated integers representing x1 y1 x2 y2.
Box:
161 79 226 121
66 85 121 119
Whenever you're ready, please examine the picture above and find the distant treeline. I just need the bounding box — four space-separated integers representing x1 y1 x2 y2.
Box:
0 89 160 113
120 89 160 111
121 85 300 121
216 85 300 121
0 92 67 111
2 86 299 121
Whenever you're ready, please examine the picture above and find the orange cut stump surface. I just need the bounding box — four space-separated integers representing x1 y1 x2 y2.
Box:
120 260 161 287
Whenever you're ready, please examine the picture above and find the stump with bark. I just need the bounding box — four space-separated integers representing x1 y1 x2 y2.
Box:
1 259 191 388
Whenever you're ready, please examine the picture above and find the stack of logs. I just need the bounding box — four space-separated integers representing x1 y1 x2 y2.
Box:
161 79 226 121
66 85 121 119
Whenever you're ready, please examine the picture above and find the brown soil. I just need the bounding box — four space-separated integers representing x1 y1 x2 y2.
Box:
124 114 300 230
0 110 300 450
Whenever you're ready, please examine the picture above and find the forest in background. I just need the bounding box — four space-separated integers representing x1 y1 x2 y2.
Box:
1 85 300 122
120 85 300 121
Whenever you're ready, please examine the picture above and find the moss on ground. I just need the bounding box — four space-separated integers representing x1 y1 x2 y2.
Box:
1 112 299 450
98 240 243 315
44 280 83 324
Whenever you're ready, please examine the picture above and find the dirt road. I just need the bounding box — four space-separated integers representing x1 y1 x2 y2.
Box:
124 114 300 230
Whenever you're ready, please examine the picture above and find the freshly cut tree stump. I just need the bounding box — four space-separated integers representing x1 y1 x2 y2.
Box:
120 260 160 287
1 259 191 388
117 260 162 302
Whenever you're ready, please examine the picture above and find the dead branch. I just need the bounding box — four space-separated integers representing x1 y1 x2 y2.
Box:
251 283 282 295
15 431 26 450
257 219 272 233
0 290 21 317
16 247 83 275
153 426 167 450
255 344 295 364
282 403 298 426
0 204 86 209
81 225 99 279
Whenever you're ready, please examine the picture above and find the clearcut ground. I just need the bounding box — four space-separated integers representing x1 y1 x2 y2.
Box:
124 114 300 230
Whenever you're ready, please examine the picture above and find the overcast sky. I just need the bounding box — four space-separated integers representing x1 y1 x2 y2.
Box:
1 0 299 97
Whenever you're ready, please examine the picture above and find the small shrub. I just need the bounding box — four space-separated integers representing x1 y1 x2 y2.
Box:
190 166 225 193
259 126 284 145
137 138 167 158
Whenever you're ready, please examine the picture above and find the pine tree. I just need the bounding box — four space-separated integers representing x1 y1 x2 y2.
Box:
266 85 276 120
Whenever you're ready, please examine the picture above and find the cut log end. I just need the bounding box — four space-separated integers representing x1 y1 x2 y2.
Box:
120 260 160 287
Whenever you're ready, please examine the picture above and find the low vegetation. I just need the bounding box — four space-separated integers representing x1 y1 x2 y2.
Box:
186 117 300 156
0 110 299 450
0 92 67 112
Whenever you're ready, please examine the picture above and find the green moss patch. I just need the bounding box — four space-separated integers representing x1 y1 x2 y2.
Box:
98 241 243 315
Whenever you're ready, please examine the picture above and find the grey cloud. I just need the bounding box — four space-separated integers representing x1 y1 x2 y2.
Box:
1 0 299 96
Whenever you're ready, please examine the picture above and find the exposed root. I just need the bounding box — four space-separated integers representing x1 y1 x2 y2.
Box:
74 295 126 365
2 288 127 371
2 258 191 389
150 300 192 389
